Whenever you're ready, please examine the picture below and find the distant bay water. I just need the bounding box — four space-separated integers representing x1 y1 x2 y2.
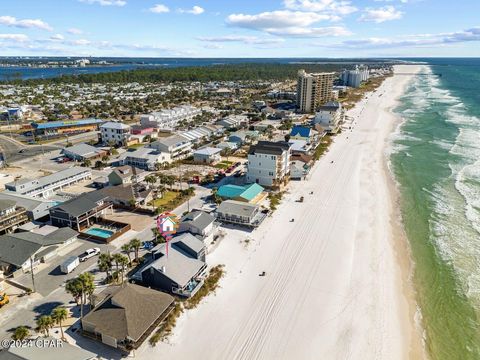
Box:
0 57 394 81
390 58 480 359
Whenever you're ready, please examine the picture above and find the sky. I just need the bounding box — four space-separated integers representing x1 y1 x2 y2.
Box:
0 0 479 58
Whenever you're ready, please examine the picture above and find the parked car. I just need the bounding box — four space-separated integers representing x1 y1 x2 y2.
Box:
79 248 101 262
60 256 80 274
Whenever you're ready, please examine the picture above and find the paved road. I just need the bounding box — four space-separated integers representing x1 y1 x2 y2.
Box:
0 135 59 164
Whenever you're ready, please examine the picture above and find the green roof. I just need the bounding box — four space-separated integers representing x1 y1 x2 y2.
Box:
217 183 264 202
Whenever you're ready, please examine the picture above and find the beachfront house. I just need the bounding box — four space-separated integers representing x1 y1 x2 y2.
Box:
216 183 266 204
81 283 174 351
132 238 207 298
246 141 291 187
314 101 344 133
178 209 216 240
215 200 267 228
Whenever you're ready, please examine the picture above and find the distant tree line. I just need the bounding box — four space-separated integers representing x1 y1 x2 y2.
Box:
6 63 353 85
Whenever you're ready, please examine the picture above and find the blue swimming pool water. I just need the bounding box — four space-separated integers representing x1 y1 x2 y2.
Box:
84 228 114 239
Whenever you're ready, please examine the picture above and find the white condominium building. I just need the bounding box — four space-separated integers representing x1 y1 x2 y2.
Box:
340 65 370 88
296 70 335 113
140 105 201 129
246 141 291 187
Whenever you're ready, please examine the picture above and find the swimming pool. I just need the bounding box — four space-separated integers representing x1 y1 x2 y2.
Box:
84 227 114 239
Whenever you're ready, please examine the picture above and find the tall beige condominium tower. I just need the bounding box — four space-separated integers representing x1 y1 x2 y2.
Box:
296 70 335 113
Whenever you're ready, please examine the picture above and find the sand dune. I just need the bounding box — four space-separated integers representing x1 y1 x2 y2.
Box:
136 65 426 360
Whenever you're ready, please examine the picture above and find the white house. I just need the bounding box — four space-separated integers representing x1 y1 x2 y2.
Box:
314 101 343 133
193 147 222 164
246 141 291 187
150 135 192 161
100 121 131 146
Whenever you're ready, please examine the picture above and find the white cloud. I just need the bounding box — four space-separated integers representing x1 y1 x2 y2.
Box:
50 34 64 40
283 0 358 16
67 28 83 35
323 27 480 49
359 6 403 23
0 16 53 31
226 10 350 37
78 0 126 6
70 39 91 46
149 4 170 13
197 35 284 45
0 33 29 42
179 6 205 15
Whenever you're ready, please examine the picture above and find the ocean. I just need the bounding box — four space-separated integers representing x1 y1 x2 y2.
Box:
390 58 480 359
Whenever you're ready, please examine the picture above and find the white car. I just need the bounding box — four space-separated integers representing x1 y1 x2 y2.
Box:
79 247 101 262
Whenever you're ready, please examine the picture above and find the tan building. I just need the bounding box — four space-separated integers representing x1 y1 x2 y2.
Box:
296 70 335 113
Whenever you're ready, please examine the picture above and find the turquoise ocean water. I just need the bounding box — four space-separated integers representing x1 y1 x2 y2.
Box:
391 59 480 359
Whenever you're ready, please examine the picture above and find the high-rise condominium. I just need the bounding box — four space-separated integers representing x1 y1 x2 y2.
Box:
296 70 335 113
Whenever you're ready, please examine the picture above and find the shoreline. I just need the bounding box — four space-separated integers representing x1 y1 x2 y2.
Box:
383 65 429 359
133 65 427 359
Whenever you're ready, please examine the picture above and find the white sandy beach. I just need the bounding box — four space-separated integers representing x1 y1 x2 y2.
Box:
134 65 425 360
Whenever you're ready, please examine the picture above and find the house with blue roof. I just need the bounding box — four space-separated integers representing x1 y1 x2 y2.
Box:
216 183 266 204
290 125 315 141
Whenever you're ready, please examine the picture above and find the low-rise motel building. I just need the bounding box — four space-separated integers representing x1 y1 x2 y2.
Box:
30 118 103 137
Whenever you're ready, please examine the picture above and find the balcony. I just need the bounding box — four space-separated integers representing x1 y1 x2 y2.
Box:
76 202 113 222
0 207 29 234
172 278 204 298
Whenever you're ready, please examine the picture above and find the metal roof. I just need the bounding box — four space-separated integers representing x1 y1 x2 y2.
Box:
216 200 259 218
31 118 103 130
194 147 222 156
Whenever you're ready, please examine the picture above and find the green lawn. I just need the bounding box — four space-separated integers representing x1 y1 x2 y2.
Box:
150 191 180 207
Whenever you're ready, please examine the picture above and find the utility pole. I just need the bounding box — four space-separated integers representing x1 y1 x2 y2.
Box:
29 256 36 293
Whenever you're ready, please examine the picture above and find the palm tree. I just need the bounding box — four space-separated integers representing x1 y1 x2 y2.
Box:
82 159 91 167
65 278 83 317
98 253 113 280
113 254 129 283
121 244 133 264
51 307 68 341
36 315 53 337
78 272 95 311
12 326 30 340
145 175 157 188
129 239 142 263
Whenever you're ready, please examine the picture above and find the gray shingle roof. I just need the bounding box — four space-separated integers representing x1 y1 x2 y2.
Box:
172 233 205 254
0 235 42 267
82 283 173 342
0 199 16 212
248 141 291 156
143 245 205 287
180 210 215 233
52 190 109 217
